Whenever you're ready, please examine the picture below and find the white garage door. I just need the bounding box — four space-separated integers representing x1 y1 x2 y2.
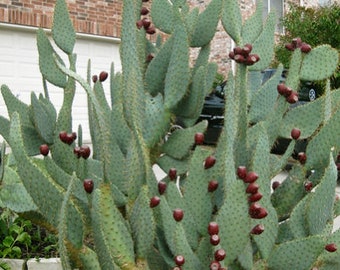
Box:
0 23 121 144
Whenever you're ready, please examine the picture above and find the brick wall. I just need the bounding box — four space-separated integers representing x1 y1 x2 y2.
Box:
0 0 123 37
188 0 257 76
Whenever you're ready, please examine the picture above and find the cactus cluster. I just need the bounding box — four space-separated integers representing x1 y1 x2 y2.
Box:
0 0 340 269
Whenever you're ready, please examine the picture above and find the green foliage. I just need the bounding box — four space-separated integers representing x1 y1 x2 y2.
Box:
275 3 340 88
0 212 31 259
0 209 58 260
212 72 225 90
280 4 340 50
0 0 340 269
0 261 10 270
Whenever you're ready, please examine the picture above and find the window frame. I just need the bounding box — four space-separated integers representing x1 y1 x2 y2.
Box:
259 0 285 33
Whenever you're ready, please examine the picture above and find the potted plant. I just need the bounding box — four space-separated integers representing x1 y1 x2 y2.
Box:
0 0 339 269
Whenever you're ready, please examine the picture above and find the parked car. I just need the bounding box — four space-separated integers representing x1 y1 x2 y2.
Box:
198 69 317 156
198 82 225 145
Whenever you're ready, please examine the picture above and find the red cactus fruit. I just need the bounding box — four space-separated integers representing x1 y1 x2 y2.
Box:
300 42 312 53
136 19 144 29
79 145 91 159
158 181 167 195
286 91 299 104
70 132 76 140
298 152 307 164
173 208 184 222
325 243 337 252
252 53 260 62
233 46 243 55
304 180 313 192
174 255 185 266
241 48 251 58
246 182 260 194
214 249 226 261
243 43 253 52
74 146 81 158
39 144 49 156
140 7 149 15
249 202 261 216
248 192 263 202
237 166 247 180
99 71 108 82
245 55 256 65
291 128 301 140
92 75 98 83
150 196 161 208
252 207 268 219
66 134 75 145
251 224 265 235
59 130 68 142
142 18 151 29
277 83 288 96
249 202 268 219
59 131 74 145
244 171 259 183
146 26 156 35
210 234 220 245
285 43 295 51
168 168 177 180
208 221 219 235
146 53 154 62
83 179 94 194
228 51 235 59
234 54 245 63
245 54 260 65
208 180 219 192
194 132 205 145
241 48 250 58
292 37 302 48
272 181 281 190
282 86 293 98
210 261 221 270
204 156 216 169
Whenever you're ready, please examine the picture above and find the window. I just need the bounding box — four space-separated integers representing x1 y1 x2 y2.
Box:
258 0 284 33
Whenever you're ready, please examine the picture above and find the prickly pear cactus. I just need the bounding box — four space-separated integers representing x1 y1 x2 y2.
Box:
1 0 340 269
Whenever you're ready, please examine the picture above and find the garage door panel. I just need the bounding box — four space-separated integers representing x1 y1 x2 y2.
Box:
0 25 121 143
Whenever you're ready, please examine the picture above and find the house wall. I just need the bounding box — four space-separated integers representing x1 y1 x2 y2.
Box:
0 0 122 37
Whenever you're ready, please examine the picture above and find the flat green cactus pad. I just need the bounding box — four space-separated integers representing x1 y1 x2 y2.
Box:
300 45 339 81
